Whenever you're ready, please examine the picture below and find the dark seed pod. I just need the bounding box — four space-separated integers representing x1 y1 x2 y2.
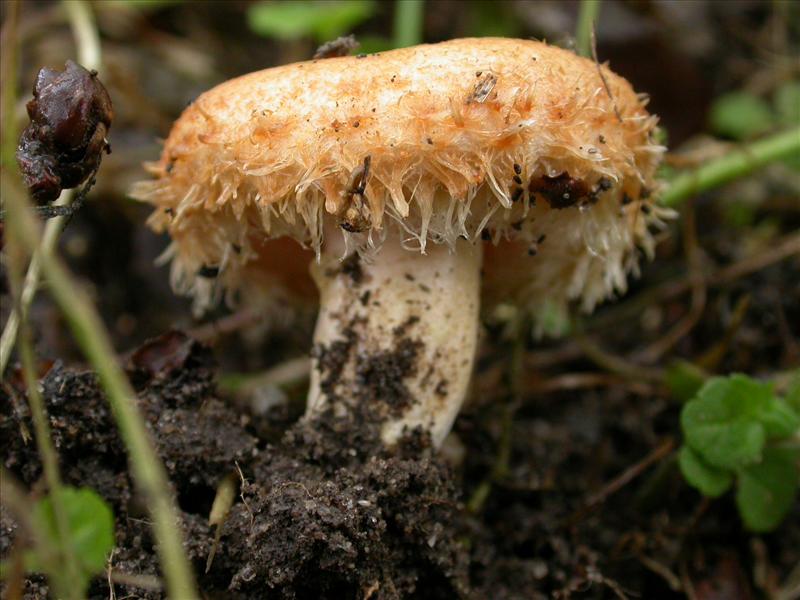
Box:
16 61 113 203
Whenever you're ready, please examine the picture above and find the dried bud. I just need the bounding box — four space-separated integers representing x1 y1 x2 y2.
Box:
16 60 113 203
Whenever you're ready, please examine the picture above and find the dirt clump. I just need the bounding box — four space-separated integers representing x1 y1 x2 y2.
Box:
1 331 468 599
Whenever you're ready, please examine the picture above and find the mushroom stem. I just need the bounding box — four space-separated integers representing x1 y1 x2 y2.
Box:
307 228 482 447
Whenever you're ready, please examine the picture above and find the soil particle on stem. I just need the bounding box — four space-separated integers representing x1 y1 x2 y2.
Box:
326 252 365 285
312 313 426 425
355 337 424 416
311 324 358 400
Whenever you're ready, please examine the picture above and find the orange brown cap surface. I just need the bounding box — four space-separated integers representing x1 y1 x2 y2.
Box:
133 37 667 319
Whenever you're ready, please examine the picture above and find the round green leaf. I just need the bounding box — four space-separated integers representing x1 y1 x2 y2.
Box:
774 81 800 126
710 92 774 140
759 397 800 439
736 448 799 532
783 370 800 413
678 445 733 498
681 375 771 469
33 487 115 579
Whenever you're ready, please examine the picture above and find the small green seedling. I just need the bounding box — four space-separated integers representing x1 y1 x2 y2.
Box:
26 487 115 596
679 373 800 532
709 79 800 141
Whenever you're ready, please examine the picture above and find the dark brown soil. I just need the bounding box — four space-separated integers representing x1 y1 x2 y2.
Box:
3 277 798 599
1 332 468 599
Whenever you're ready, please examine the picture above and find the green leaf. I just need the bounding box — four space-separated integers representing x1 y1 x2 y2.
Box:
760 396 800 439
736 447 800 532
681 375 772 469
710 92 774 140
29 487 115 588
678 445 733 497
665 360 707 403
536 300 570 338
784 370 800 413
680 373 800 532
774 81 800 126
247 1 376 43
466 0 523 38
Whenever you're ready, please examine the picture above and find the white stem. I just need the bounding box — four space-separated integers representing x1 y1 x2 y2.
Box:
306 228 482 447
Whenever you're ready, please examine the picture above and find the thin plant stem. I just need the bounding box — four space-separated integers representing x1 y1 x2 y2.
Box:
1 4 82 594
2 173 198 598
17 332 83 599
63 0 101 70
0 0 20 169
0 193 74 375
0 5 80 593
1 2 195 594
393 0 424 48
576 334 664 383
575 0 601 58
0 0 20 371
0 0 101 376
467 315 528 514
6 239 83 599
218 356 311 394
661 125 800 207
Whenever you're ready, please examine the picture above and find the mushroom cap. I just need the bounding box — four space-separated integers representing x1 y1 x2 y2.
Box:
133 37 666 319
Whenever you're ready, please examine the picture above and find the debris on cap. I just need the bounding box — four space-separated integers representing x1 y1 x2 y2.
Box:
313 35 360 60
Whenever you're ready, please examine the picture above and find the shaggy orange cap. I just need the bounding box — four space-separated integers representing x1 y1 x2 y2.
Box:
133 37 667 319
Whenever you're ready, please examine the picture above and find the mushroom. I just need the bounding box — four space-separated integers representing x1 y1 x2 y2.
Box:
133 38 666 448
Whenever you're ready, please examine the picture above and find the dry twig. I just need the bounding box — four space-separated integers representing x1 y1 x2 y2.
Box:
636 200 707 363
566 438 676 526
591 28 622 122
